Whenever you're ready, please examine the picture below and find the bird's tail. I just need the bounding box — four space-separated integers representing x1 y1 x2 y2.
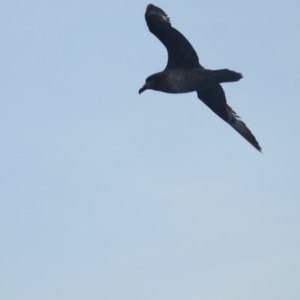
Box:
214 69 243 83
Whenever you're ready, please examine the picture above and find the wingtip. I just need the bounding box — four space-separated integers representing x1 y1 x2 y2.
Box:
146 4 154 11
258 146 263 153
145 3 170 24
230 118 262 152
255 145 263 153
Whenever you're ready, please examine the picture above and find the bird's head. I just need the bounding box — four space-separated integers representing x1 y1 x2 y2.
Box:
139 73 161 94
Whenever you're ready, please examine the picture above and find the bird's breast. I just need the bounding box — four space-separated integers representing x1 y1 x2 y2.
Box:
162 69 212 94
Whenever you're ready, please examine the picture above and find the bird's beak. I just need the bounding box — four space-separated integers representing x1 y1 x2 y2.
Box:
139 85 147 94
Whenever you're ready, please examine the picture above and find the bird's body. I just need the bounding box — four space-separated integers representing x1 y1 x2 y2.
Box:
139 4 262 152
142 68 242 94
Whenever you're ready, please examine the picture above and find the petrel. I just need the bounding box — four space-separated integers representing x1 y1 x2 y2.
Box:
139 4 262 152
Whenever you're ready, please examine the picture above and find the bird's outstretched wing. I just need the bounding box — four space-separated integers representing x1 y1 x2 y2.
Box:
145 4 201 70
197 85 262 152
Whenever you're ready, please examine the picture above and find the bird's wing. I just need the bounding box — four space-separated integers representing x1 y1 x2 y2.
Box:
197 85 262 152
145 4 201 70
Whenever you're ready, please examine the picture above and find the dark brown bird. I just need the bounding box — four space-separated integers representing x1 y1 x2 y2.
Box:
139 4 262 152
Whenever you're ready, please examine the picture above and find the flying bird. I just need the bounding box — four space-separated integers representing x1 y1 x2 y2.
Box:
139 4 262 152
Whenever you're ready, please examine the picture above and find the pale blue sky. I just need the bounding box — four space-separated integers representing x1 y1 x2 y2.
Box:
0 1 299 299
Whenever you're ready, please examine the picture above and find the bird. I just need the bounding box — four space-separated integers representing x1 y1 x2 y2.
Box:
139 4 262 152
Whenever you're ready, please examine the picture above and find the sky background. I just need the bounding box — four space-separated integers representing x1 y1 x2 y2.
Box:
1 1 300 299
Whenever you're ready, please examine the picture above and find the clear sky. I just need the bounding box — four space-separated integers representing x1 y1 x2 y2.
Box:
1 1 299 299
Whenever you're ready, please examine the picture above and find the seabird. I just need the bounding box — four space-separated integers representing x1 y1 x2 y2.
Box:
139 4 262 152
